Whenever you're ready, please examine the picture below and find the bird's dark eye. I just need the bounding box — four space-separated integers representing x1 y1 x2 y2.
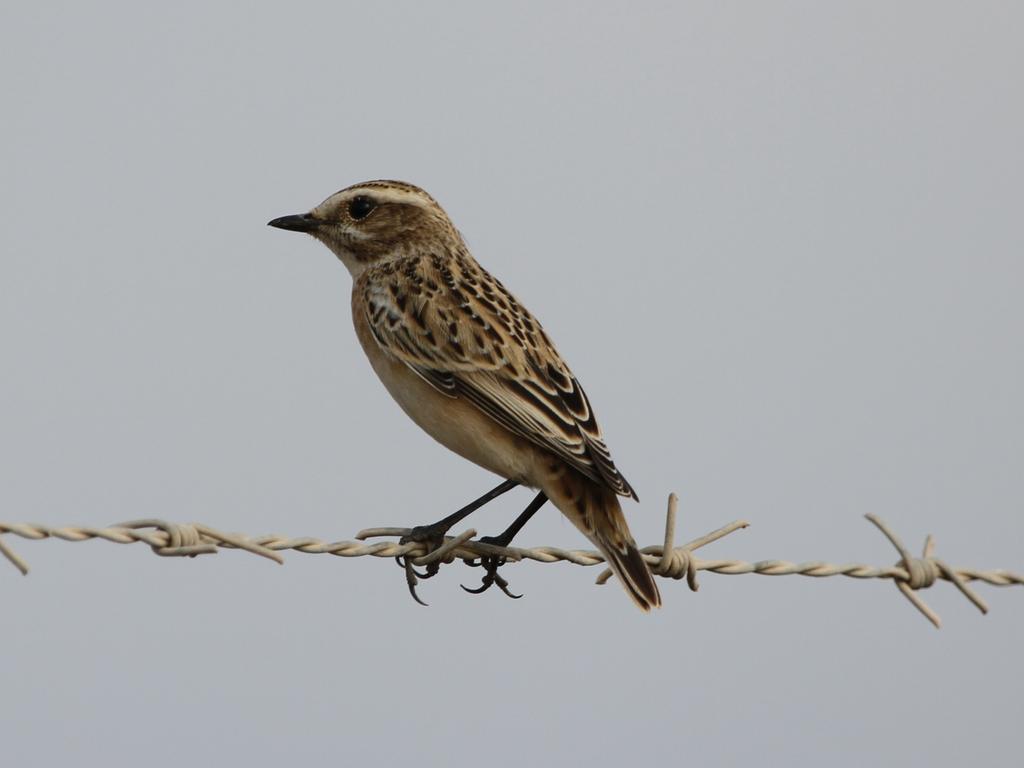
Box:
348 195 376 220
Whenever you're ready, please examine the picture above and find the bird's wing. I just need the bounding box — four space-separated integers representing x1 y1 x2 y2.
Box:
358 255 637 499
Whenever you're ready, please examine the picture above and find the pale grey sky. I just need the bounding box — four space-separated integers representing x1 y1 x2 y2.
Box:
2 2 1021 765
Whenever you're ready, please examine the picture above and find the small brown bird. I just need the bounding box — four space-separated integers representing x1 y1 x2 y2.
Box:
269 181 660 610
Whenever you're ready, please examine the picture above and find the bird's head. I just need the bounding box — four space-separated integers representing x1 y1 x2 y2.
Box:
269 180 461 274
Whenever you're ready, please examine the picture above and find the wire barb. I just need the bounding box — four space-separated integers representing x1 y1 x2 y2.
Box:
1 497 1020 628
594 494 749 591
864 514 989 628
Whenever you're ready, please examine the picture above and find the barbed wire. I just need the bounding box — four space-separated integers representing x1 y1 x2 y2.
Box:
1 494 1020 627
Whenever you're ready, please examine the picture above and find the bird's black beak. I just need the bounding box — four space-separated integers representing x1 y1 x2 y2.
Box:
267 213 321 233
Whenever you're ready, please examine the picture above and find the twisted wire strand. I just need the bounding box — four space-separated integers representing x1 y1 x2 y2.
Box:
1 495 1020 628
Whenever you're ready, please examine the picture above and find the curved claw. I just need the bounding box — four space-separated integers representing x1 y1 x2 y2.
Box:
460 556 522 600
496 577 523 600
395 554 436 580
403 559 430 607
461 580 490 595
407 584 430 607
394 523 447 606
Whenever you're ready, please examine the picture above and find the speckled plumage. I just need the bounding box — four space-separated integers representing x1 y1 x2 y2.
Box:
272 180 660 610
359 248 638 500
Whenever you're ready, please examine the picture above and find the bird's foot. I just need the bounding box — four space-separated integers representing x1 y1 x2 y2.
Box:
395 522 455 606
461 534 522 600
391 479 523 606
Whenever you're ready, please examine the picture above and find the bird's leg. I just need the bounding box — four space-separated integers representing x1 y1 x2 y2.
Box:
397 478 520 605
405 478 520 545
463 491 548 599
478 491 547 548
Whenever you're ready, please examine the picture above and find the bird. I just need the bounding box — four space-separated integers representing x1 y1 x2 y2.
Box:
269 180 661 611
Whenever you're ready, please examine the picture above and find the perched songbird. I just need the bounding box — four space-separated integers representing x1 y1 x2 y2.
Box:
269 181 660 610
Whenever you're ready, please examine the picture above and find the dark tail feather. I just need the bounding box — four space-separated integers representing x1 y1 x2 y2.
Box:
548 468 662 611
595 531 662 612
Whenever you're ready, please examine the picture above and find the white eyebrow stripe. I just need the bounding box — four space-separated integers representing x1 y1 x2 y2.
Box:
316 185 434 214
353 185 434 208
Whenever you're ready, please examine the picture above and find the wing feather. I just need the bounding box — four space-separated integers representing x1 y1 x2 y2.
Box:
360 255 637 499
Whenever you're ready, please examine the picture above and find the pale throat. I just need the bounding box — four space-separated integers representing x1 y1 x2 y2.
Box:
319 234 435 279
